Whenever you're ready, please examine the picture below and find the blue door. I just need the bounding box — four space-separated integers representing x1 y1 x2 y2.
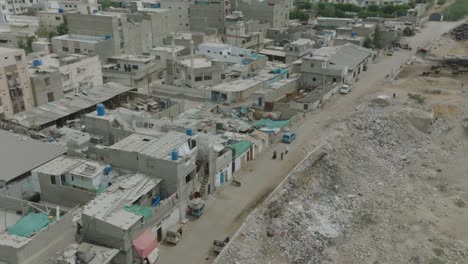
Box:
220 171 225 184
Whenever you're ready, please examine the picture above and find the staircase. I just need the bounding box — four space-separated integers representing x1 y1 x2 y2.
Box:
199 173 210 198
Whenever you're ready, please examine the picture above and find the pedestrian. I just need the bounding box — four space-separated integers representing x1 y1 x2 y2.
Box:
303 112 306 118
280 152 284 160
285 145 290 154
462 82 464 88
393 93 396 99
272 150 277 160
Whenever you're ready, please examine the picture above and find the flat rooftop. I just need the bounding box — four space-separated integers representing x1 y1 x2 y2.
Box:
9 82 133 129
82 173 161 230
109 54 154 63
289 38 314 46
33 156 105 179
52 34 106 44
151 45 185 53
179 57 213 69
108 132 191 160
0 129 66 184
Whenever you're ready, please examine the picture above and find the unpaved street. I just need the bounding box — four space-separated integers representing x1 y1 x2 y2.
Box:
157 21 460 264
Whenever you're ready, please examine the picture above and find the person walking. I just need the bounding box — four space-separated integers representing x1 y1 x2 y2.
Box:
393 93 396 99
272 150 277 160
280 152 284 160
285 145 290 154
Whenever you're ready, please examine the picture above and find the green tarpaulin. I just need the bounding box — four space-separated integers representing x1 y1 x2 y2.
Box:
253 119 289 129
123 205 153 221
227 141 252 158
7 212 49 237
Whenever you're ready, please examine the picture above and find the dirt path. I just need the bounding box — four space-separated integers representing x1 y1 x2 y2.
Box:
157 21 460 264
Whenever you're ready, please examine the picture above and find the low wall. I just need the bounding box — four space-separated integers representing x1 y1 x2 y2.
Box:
151 83 209 100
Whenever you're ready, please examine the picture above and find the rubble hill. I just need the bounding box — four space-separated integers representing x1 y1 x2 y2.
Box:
217 99 468 264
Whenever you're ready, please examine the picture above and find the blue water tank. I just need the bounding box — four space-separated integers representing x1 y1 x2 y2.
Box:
186 128 193 136
96 103 105 116
103 165 112 175
105 34 111 40
241 58 249 65
351 31 357 38
32 59 42 67
58 8 64 13
171 149 179 161
309 53 314 57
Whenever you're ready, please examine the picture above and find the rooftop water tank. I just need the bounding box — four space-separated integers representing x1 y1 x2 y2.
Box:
186 128 193 136
103 165 112 175
58 8 64 13
351 31 357 38
171 149 179 161
96 103 105 116
32 59 42 67
105 34 111 40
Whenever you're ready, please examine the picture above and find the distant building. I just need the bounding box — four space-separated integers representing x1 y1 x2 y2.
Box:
189 0 231 33
160 0 193 32
284 38 315 64
39 54 103 95
0 0 39 21
149 45 185 65
51 34 115 61
28 64 64 106
238 0 291 29
300 43 373 88
37 11 67 34
224 11 264 51
0 48 34 117
102 54 163 93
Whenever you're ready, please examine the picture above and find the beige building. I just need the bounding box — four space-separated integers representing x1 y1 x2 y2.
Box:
38 11 67 34
0 47 34 117
29 63 64 106
160 0 193 32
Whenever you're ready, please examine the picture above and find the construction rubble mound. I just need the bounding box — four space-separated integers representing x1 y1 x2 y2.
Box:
451 23 468 41
217 100 468 264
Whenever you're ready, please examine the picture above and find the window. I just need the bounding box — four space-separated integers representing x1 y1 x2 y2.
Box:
155 55 161 60
44 77 50 86
63 73 70 81
310 63 314 68
194 76 203 82
62 47 69 52
313 77 317 81
55 16 61 20
185 174 193 183
50 175 56 185
204 75 212 80
60 174 66 184
74 48 80 53
132 65 139 70
47 92 54 102
332 78 337 83
14 55 21 61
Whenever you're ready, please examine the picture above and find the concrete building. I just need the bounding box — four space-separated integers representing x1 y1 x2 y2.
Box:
284 38 315 64
51 34 115 61
238 0 291 29
9 82 133 129
28 64 64 106
189 0 231 34
0 48 34 117
90 132 199 220
315 17 353 28
37 11 67 34
0 129 66 198
224 11 264 51
165 55 225 89
160 0 193 32
54 242 119 264
39 54 103 94
149 45 185 65
33 155 115 207
103 54 163 93
0 0 39 20
197 42 255 64
80 173 166 264
0 17 38 49
0 195 75 264
52 0 99 14
66 12 130 55
300 43 373 88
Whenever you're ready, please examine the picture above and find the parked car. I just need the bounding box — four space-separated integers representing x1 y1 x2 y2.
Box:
165 225 183 245
213 235 230 253
282 132 296 143
339 84 351 94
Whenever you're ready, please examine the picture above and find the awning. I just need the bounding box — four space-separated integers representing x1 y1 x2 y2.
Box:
132 229 159 259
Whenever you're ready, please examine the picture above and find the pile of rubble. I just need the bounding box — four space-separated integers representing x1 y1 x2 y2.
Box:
451 23 468 41
217 101 468 264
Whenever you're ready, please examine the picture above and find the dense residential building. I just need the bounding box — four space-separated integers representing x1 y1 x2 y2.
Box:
284 38 315 64
0 0 40 21
160 0 193 32
238 0 291 29
189 0 231 33
0 48 34 117
28 63 64 106
51 34 115 61
37 11 67 34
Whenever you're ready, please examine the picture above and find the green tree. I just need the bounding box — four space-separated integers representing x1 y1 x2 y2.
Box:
319 4 336 17
57 23 68 35
363 36 373 49
289 8 310 21
36 25 49 38
17 36 35 53
373 25 384 49
99 0 119 10
299 2 312 10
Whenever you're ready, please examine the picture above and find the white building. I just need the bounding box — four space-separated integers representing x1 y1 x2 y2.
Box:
197 42 254 64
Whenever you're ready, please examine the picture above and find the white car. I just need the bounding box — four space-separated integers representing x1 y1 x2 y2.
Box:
339 84 351 94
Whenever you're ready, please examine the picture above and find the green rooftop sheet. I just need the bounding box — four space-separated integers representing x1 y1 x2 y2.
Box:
7 212 49 237
227 140 252 158
253 119 289 129
250 53 262 59
123 205 153 221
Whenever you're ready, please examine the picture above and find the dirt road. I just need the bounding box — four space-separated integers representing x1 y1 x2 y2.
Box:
157 21 460 264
